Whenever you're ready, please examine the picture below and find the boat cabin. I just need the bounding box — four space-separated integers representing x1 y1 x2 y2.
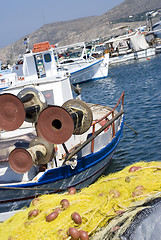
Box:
0 42 70 94
23 42 58 81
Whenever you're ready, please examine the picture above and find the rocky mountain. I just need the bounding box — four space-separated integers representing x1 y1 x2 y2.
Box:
0 0 161 63
102 0 161 22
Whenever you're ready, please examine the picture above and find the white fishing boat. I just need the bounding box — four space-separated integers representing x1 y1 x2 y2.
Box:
0 42 69 91
0 58 24 91
0 61 11 76
0 61 12 90
105 31 156 65
54 42 109 84
152 21 161 53
0 41 124 221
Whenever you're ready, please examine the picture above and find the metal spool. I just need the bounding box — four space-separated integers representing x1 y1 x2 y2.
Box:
9 137 54 173
36 99 93 144
17 87 47 123
62 99 93 135
29 137 54 164
0 93 25 131
36 106 74 144
9 148 33 173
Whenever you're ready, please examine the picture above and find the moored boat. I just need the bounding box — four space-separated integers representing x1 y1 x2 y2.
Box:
0 61 11 89
54 42 109 84
152 20 161 53
0 41 124 220
104 31 156 65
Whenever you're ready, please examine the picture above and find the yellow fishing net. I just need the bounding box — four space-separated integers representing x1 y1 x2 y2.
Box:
1 161 161 240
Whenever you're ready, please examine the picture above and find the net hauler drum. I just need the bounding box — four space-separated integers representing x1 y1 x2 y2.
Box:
9 137 54 173
17 87 47 123
36 106 74 144
0 93 25 131
37 99 93 144
62 99 93 135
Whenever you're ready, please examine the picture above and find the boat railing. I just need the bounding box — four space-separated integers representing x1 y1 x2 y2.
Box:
91 92 124 152
65 107 124 162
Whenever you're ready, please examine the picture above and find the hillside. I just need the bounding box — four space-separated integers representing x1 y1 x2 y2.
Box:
102 0 161 22
0 0 161 63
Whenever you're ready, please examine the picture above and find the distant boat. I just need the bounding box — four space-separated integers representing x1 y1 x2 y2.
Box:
0 58 25 91
104 31 156 65
0 61 12 90
152 21 161 53
54 42 109 84
0 61 11 76
0 41 124 221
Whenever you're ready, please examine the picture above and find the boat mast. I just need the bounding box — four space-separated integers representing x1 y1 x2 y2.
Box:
24 37 30 53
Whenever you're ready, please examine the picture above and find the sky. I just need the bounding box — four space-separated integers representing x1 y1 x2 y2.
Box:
0 0 124 49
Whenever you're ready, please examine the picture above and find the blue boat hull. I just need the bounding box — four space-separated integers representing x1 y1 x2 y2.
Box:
0 117 124 213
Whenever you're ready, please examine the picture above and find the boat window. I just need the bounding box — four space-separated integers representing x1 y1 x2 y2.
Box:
95 45 105 52
44 53 51 63
42 90 54 105
34 54 46 78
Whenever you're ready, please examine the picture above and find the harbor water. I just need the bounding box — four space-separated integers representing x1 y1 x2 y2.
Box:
80 54 161 174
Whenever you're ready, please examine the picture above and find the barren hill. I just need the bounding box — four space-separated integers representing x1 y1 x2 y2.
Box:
0 0 161 63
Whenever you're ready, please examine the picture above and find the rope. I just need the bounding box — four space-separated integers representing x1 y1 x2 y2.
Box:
124 122 138 134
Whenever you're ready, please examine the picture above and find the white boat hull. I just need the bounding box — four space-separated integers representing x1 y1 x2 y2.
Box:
109 48 156 65
67 55 109 84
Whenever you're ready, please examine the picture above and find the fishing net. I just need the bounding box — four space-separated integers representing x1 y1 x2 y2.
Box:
1 161 161 240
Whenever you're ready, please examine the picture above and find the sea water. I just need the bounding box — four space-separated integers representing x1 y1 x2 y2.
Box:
80 54 161 174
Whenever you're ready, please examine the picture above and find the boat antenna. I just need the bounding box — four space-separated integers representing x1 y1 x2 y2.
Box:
24 37 30 53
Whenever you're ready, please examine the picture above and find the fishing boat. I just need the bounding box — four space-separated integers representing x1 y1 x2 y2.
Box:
54 42 109 84
152 20 161 53
0 61 11 79
104 31 156 65
0 62 12 90
0 41 124 220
